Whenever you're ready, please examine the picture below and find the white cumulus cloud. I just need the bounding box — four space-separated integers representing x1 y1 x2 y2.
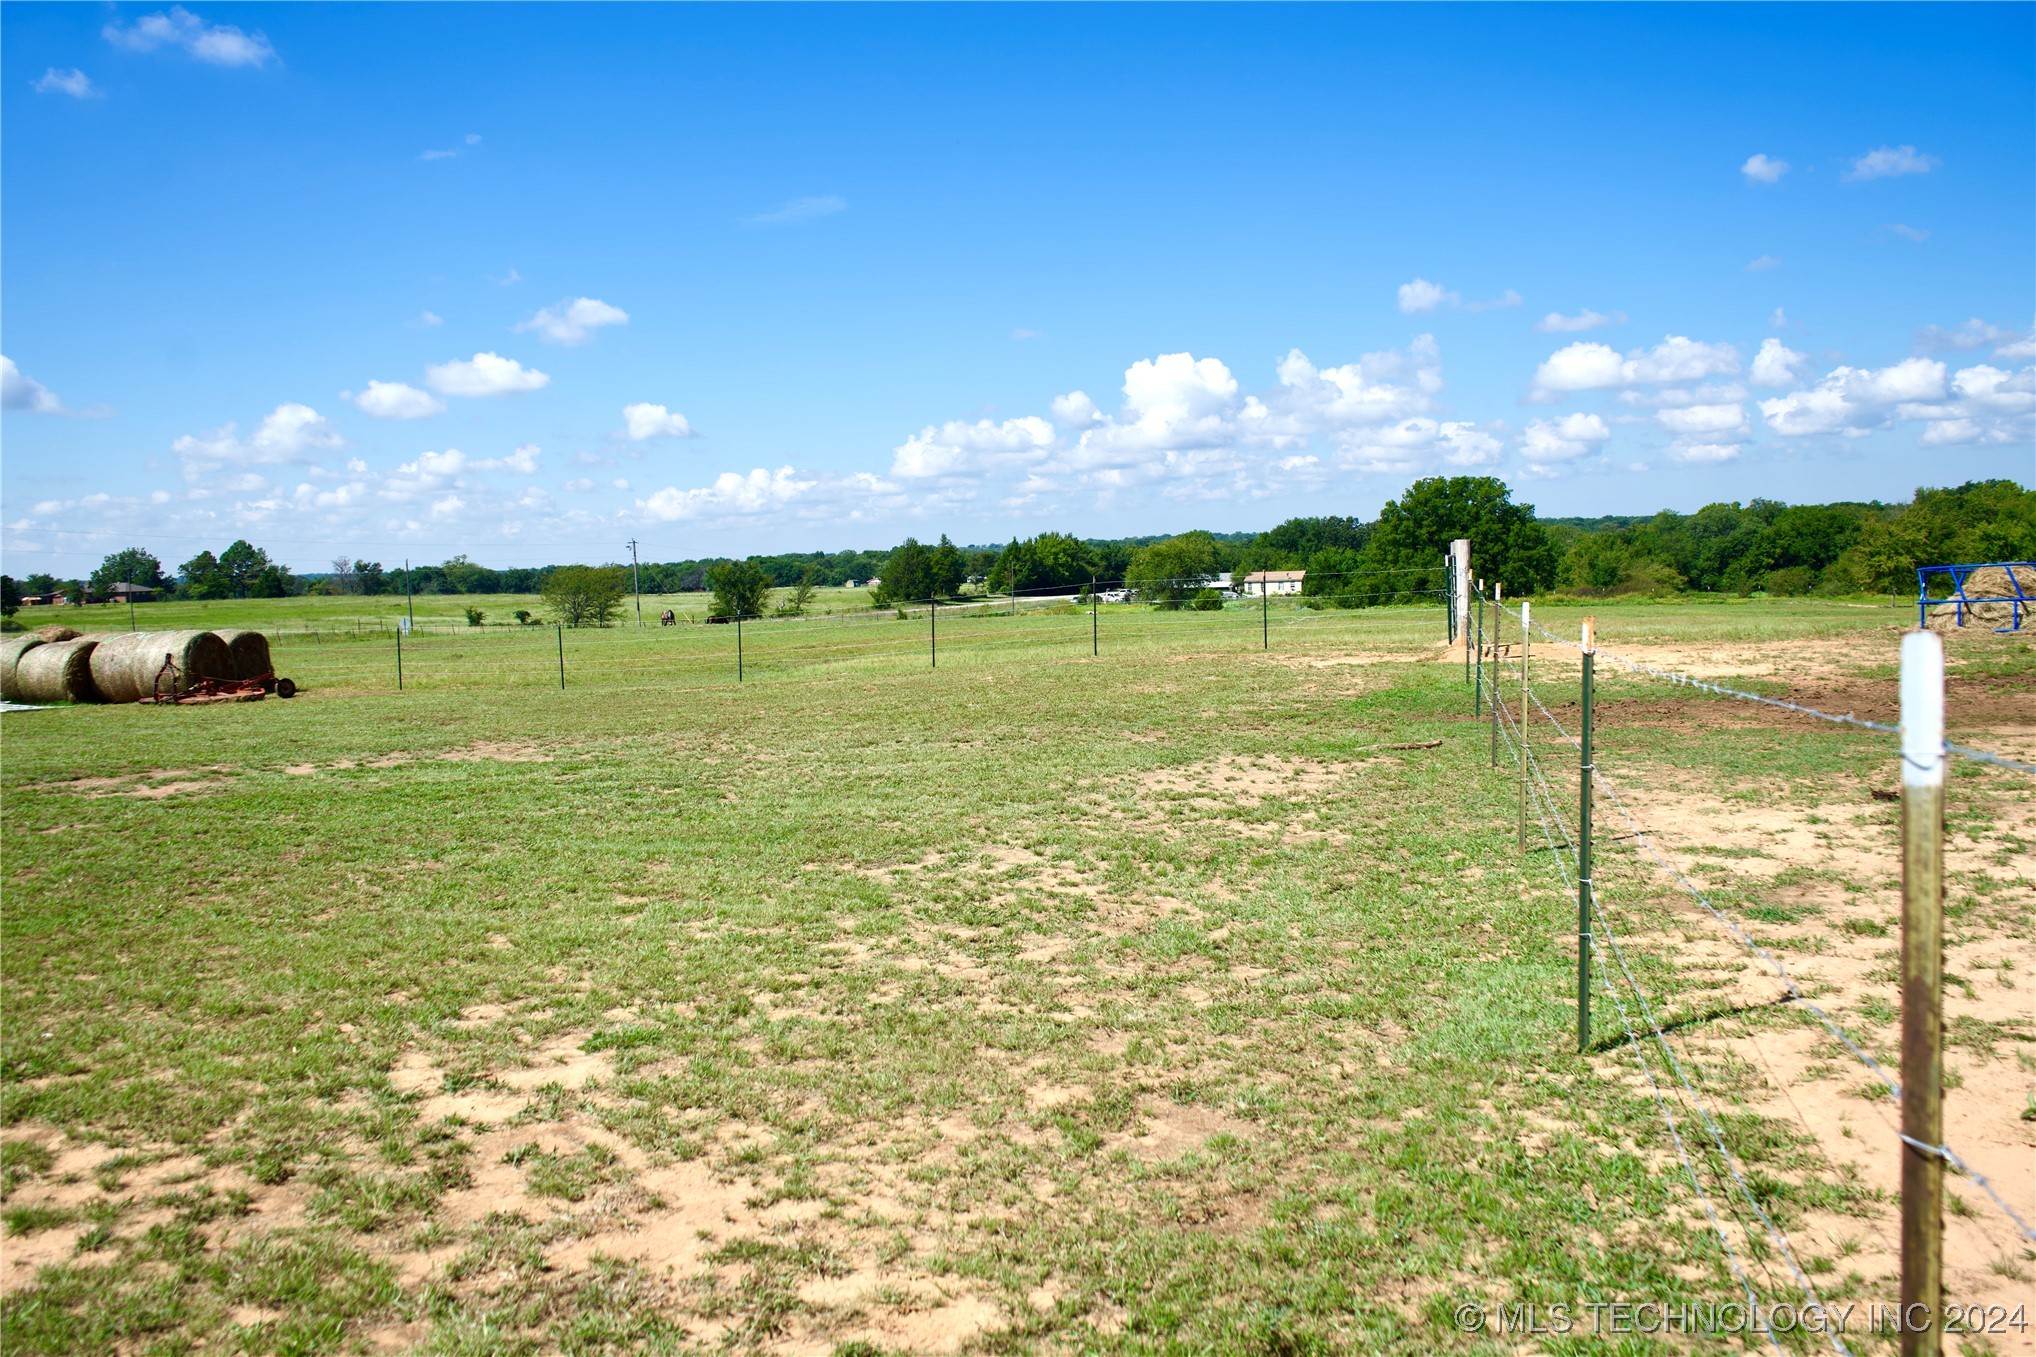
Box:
1519 413 1612 472
424 352 550 397
1750 338 1810 389
515 297 629 346
1537 308 1625 333
1741 153 1789 185
639 467 815 521
1397 279 1518 315
33 68 101 98
2 356 64 413
1532 335 1740 398
1846 145 1938 181
348 380 445 419
1397 278 1455 314
622 403 694 440
1757 357 1950 436
103 7 274 66
172 403 340 483
891 416 1056 480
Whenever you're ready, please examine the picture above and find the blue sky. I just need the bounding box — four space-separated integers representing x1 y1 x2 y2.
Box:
4 3 2032 574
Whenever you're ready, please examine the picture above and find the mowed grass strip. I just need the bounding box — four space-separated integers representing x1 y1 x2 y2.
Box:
0 599 1915 1353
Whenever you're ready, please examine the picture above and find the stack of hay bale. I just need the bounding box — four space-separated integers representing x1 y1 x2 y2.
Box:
1926 564 2035 632
0 630 250 705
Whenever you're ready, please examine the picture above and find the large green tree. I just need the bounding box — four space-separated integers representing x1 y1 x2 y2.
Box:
873 539 931 606
217 540 272 598
989 531 1095 594
543 564 629 627
1125 531 1221 608
705 559 773 620
90 548 168 597
1359 476 1556 602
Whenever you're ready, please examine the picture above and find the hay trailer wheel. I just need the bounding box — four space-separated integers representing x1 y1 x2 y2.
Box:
275 677 297 699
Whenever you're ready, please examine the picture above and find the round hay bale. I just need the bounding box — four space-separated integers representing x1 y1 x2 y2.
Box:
12 638 101 704
88 630 234 703
212 629 274 680
36 624 81 643
1 635 47 702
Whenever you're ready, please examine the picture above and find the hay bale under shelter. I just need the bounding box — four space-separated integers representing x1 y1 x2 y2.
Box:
1 636 48 702
1926 564 2036 632
12 638 101 704
36 624 81 643
212 629 273 680
88 630 234 703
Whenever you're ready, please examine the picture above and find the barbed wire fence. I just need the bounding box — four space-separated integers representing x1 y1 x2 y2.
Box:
275 566 1458 692
1462 550 2033 1350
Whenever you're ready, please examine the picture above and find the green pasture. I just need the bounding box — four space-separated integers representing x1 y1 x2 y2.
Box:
0 596 2022 1355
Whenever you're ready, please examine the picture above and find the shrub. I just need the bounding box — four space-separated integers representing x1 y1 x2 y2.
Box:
513 609 533 626
1190 588 1224 611
464 607 486 627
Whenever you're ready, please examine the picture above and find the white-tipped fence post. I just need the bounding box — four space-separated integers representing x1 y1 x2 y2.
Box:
1517 599 1531 850
1900 629 1945 1357
1451 538 1471 663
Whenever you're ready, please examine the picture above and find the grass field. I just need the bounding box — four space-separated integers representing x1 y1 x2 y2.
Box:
1 597 2029 1355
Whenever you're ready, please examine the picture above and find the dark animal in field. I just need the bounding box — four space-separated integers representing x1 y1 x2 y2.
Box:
660 609 676 626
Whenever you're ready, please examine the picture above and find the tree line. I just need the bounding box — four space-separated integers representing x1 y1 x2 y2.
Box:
5 478 2028 626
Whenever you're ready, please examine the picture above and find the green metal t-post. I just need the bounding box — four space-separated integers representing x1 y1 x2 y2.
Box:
1261 581 1268 650
736 611 744 682
1091 576 1097 656
930 597 937 669
1577 616 1595 1053
557 624 565 689
395 627 403 691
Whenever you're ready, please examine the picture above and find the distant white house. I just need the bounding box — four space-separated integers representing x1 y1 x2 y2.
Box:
845 579 860 589
1240 569 1306 597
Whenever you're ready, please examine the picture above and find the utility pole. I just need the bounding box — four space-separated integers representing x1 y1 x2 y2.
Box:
1899 629 1945 1357
627 539 642 626
127 571 137 633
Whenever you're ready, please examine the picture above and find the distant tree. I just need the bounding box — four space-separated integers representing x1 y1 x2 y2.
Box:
873 538 933 606
1190 587 1224 611
929 534 965 599
249 563 294 598
1260 515 1368 559
990 532 1095 594
23 572 58 598
705 559 773 620
0 575 19 617
1360 476 1556 602
776 566 819 617
355 560 388 596
1126 531 1221 609
90 548 168 598
215 540 273 598
1300 546 1366 607
543 565 629 628
329 556 358 594
178 550 227 600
